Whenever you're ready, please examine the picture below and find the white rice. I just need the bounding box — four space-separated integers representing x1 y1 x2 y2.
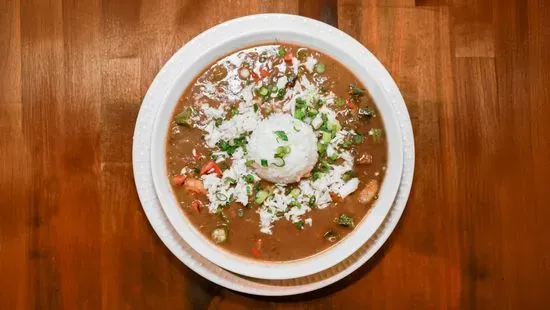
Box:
247 113 318 184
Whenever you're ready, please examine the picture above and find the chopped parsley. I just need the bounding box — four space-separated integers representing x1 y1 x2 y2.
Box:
353 134 364 144
294 109 306 120
335 214 354 228
341 140 353 149
214 118 223 127
371 128 384 143
341 170 357 182
334 97 346 107
217 134 248 155
245 159 254 167
276 88 286 99
349 84 365 99
224 177 237 185
358 107 375 119
295 97 307 109
294 220 305 230
308 195 316 207
277 46 286 57
260 159 268 167
243 174 255 183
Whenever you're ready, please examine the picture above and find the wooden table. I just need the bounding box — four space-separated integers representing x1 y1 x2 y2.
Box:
2 0 549 309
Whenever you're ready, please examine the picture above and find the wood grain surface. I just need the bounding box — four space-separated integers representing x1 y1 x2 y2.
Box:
1 0 549 309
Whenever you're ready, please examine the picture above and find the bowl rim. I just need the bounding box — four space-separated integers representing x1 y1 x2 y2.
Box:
149 14 404 280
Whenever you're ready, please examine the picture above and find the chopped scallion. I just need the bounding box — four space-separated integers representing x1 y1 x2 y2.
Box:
260 159 268 167
258 86 269 97
255 190 269 204
307 108 319 117
289 188 301 199
314 62 326 74
272 157 285 167
273 130 288 142
215 192 228 201
321 132 332 144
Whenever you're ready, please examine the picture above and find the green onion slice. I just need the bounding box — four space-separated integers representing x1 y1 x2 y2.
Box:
215 192 228 201
272 157 285 167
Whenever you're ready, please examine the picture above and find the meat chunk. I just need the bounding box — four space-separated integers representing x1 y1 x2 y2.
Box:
172 175 187 186
358 180 379 204
184 178 207 195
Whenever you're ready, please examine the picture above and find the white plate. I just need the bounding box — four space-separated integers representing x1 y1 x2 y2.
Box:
133 14 414 295
148 14 404 279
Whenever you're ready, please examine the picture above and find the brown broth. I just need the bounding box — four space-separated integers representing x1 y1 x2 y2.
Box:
166 44 387 261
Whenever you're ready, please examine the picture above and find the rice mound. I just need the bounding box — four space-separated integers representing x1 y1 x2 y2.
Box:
248 113 318 184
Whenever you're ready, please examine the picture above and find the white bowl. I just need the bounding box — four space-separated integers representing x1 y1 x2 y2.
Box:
150 14 404 280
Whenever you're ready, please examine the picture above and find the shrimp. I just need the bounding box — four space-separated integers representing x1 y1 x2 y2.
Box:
184 178 207 195
358 179 379 204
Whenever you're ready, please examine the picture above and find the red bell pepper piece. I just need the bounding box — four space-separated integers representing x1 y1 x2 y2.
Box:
200 161 222 177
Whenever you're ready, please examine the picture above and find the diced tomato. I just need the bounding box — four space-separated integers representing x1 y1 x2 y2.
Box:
200 161 222 177
191 200 202 212
250 247 261 258
284 53 293 62
345 99 358 110
172 175 187 186
259 68 269 78
251 71 259 81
